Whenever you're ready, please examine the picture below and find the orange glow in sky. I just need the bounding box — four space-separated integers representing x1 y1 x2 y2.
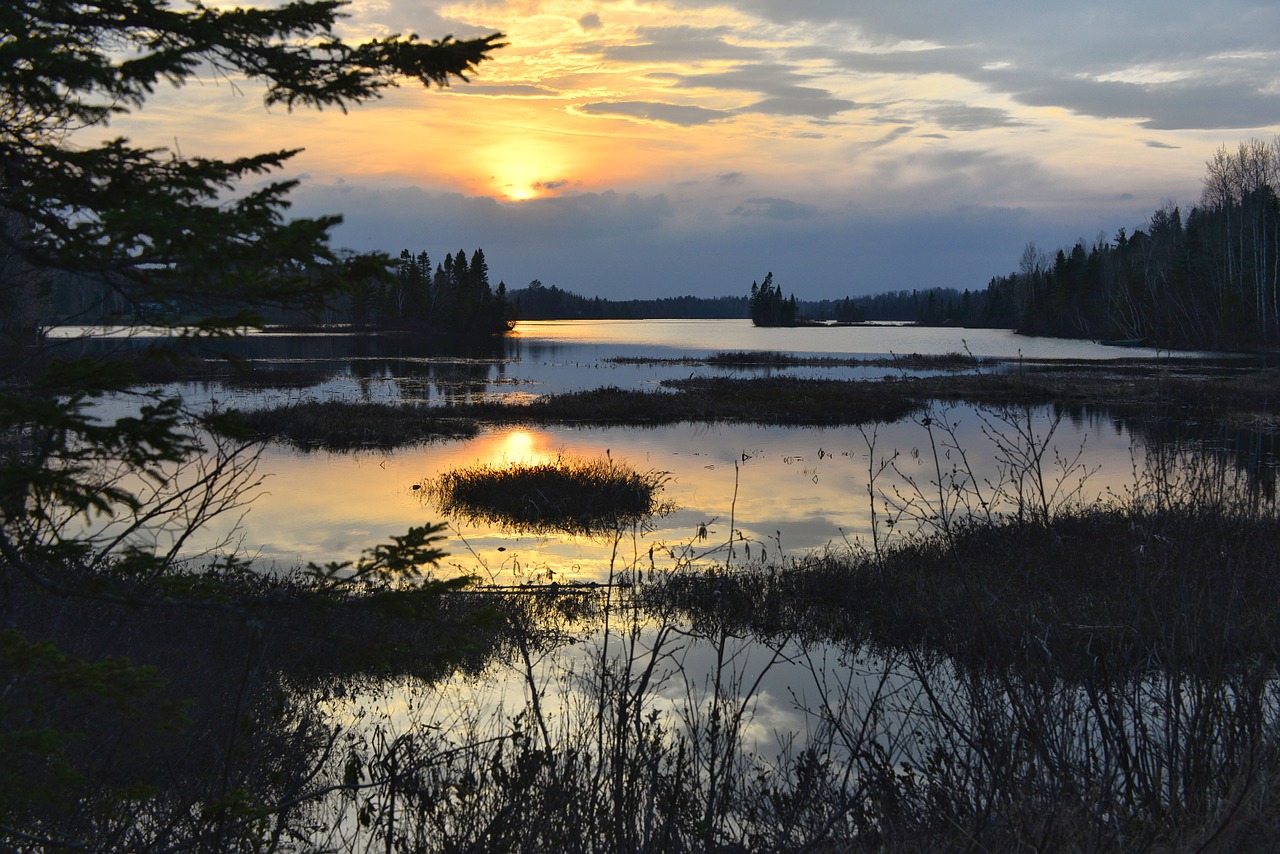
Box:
112 0 1280 297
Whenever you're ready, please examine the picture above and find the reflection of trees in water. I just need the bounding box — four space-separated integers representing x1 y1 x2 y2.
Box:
281 588 1280 851
1055 402 1279 502
242 333 518 403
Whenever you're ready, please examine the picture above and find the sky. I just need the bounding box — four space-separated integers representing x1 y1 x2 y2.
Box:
121 0 1280 300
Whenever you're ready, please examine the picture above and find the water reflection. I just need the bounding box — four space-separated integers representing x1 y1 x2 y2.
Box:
64 319 1238 411
195 406 1142 581
290 570 1279 850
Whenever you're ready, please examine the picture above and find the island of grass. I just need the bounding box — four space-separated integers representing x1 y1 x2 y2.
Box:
427 454 672 536
234 358 1280 449
236 400 480 450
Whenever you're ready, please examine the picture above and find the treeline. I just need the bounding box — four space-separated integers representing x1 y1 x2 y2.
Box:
511 280 748 319
964 138 1280 349
508 277 962 325
349 248 514 335
795 289 979 323
21 246 517 337
787 138 1280 349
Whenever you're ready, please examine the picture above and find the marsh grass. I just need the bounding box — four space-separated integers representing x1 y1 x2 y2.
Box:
228 364 1280 451
655 376 923 424
428 454 673 535
19 419 1280 851
611 423 1280 850
609 350 989 369
894 363 1280 417
645 504 1280 677
0 558 522 850
644 404 1280 678
303 463 1280 852
237 399 479 449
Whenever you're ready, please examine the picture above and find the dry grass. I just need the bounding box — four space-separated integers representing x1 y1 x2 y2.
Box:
655 376 924 424
888 363 1280 416
230 363 1280 450
237 400 479 449
608 350 989 369
647 505 1280 677
428 454 671 535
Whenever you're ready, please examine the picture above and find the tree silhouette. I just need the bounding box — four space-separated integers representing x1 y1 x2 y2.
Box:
748 271 799 326
0 2 503 845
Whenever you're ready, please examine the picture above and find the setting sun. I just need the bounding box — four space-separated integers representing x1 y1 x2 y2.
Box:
478 135 575 201
502 183 539 201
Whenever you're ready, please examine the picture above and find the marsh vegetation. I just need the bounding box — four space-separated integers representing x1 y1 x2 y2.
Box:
427 454 672 535
6 321 1280 851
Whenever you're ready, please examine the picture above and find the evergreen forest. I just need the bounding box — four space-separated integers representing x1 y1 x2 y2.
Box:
352 247 514 335
921 138 1280 349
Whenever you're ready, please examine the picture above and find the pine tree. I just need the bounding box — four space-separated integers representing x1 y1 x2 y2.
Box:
0 4 504 842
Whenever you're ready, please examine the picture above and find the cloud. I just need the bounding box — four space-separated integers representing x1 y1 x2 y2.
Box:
914 102 1023 132
746 93 857 119
754 2 1280 132
730 197 818 220
666 64 863 119
576 100 730 126
457 83 561 97
268 0 1276 305
865 126 914 148
293 178 1134 302
996 70 1280 130
341 1 499 41
590 25 757 63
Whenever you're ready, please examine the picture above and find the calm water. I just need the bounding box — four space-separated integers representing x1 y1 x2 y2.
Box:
512 318 1170 359
74 319 1188 414
154 319 1185 579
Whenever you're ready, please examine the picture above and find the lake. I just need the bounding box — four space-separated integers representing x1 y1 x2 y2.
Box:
163 320 1172 579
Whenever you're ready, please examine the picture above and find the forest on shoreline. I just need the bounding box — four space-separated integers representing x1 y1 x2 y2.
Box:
5 138 1278 351
511 138 1280 351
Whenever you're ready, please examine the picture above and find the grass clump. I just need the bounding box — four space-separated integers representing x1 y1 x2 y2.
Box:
429 454 671 535
657 377 924 424
237 400 479 449
608 350 989 370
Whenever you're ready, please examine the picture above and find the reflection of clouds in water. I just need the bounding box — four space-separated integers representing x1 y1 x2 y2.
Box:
321 606 939 782
186 412 1137 581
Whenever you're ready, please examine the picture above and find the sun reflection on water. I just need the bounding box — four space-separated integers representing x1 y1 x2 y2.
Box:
495 427 556 466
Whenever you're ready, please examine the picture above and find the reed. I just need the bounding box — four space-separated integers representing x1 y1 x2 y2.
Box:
237 399 479 449
428 453 672 535
13 380 1280 850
